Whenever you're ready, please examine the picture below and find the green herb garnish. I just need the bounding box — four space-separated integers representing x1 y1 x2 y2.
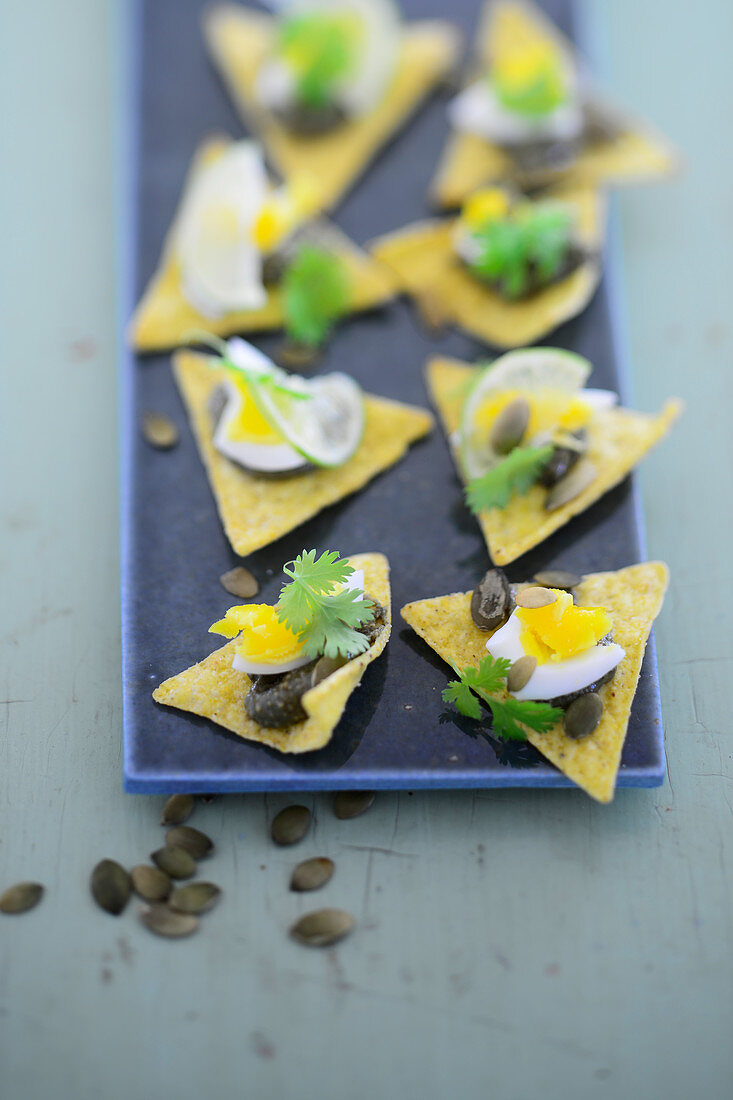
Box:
282 245 351 348
465 444 554 514
469 202 573 299
278 13 359 109
442 654 562 740
276 550 374 660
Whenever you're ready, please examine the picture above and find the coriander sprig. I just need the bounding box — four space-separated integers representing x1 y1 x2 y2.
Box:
282 246 351 348
276 550 374 660
465 444 554 514
442 654 562 740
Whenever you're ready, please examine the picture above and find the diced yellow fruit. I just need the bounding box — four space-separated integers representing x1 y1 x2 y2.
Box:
518 590 612 663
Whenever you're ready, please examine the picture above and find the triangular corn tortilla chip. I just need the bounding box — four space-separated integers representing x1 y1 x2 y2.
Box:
174 350 432 556
154 552 390 753
371 183 604 347
401 561 668 801
427 356 681 565
203 5 462 211
431 0 679 208
129 137 397 353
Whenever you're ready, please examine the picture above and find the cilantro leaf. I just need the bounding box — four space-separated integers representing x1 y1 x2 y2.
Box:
442 653 563 742
465 444 554 514
487 696 562 741
468 201 573 298
278 13 358 109
442 679 482 720
276 549 374 660
282 246 351 348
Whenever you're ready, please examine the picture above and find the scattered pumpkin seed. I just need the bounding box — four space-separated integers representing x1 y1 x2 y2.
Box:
290 908 354 947
310 654 348 688
169 883 221 915
533 570 582 591
130 864 171 902
220 566 259 600
161 793 195 826
141 412 178 450
417 289 450 333
471 568 511 631
545 459 597 512
507 655 538 693
139 904 199 939
333 791 375 820
271 805 311 846
515 587 556 610
290 858 335 893
489 397 530 455
278 341 321 370
563 692 603 740
90 860 131 916
0 882 44 915
151 846 197 880
165 826 213 860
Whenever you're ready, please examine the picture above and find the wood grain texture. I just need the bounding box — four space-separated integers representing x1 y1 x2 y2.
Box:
0 1 731 1099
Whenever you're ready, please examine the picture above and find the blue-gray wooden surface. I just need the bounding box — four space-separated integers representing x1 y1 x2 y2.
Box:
1 2 731 1098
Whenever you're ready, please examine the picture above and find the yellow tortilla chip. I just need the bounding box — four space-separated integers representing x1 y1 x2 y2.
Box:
371 183 604 347
129 137 397 353
174 350 433 556
203 5 462 211
154 552 391 753
431 0 679 208
401 562 668 801
427 356 682 565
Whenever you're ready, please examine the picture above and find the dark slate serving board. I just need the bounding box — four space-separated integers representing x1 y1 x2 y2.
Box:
119 0 665 792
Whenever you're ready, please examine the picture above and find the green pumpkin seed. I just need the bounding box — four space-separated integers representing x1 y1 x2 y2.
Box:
271 805 311 846
278 341 321 370
290 908 354 947
139 904 199 939
169 883 221 915
545 459 597 511
333 791 375 820
290 858 335 893
161 793 195 826
515 587 556 610
471 568 511 631
141 412 178 449
563 692 603 740
310 654 348 688
90 860 131 916
220 566 259 600
506 655 537 693
489 397 530 455
0 882 44 915
533 570 582 591
165 826 213 860
130 864 171 903
151 847 196 880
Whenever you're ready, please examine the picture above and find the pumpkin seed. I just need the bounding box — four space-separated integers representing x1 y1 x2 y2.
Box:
220 566 259 600
130 864 171 902
290 908 354 947
161 793 195 826
507 655 537 693
169 883 221 915
333 791 375 820
545 459 597 512
151 847 196 880
563 692 603 739
278 341 321 370
90 860 131 915
515 587 556 610
165 826 213 860
533 570 582 592
0 882 44 915
489 397 530 455
310 654 348 688
417 289 450 333
471 568 511 631
139 904 199 939
271 805 311 846
290 858 335 893
141 412 178 450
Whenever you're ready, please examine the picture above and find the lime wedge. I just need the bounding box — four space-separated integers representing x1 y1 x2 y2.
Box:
458 348 592 480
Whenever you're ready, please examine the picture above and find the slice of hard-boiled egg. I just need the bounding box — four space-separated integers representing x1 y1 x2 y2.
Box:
487 589 625 702
210 604 311 677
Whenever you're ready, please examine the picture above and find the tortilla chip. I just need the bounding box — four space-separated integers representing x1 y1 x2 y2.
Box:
401 561 668 801
129 137 397 353
154 552 391 753
203 5 462 211
174 350 433 556
427 356 682 565
371 183 604 347
431 0 679 208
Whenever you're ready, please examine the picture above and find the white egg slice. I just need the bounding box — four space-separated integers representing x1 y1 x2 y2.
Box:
213 377 309 475
580 388 618 412
449 79 584 145
231 650 312 677
176 141 269 319
486 611 625 702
